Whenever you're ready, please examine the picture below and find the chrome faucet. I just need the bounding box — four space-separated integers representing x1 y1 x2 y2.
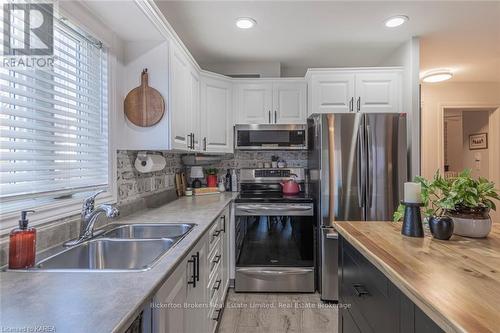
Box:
64 190 119 247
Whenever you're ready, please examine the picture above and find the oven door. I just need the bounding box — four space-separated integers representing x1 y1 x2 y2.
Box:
234 203 315 292
234 124 307 150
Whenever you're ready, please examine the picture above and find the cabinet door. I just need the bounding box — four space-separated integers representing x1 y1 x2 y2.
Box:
273 82 307 124
355 72 401 113
153 255 188 333
310 74 355 114
188 68 201 151
185 236 208 333
170 43 190 150
237 83 273 124
201 76 233 153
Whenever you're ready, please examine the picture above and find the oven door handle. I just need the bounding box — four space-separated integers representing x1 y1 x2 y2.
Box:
237 268 313 275
236 205 312 211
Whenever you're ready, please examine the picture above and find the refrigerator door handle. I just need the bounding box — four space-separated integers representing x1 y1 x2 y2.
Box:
366 124 374 208
356 127 364 208
359 118 367 210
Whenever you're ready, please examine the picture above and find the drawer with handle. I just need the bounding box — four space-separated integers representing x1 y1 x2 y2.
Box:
208 269 223 304
208 220 221 252
208 240 222 279
341 238 399 333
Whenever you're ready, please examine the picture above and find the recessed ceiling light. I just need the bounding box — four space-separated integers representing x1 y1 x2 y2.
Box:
421 69 453 83
236 17 256 29
384 15 409 28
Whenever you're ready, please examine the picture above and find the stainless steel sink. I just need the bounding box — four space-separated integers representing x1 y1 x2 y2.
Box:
35 238 174 271
101 223 195 239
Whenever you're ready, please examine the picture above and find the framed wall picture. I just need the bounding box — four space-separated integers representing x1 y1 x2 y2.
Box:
469 133 488 150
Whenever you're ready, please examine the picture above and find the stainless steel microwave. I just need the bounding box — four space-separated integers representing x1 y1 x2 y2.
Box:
234 124 307 150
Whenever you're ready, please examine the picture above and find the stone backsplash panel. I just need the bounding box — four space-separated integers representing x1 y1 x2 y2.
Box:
117 150 183 205
196 150 308 177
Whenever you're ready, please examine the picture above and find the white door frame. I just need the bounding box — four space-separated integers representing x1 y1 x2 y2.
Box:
437 104 500 221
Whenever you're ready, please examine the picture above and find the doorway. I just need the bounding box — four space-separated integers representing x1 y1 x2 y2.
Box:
443 109 491 179
441 106 499 221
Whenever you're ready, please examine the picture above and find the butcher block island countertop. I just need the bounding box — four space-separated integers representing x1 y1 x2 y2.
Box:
333 221 500 333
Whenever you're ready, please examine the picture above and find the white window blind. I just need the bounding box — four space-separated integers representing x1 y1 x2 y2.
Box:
0 15 109 207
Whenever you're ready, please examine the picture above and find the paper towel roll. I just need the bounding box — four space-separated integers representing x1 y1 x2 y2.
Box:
134 153 166 173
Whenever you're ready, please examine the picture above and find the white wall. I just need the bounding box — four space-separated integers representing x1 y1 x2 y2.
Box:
462 111 490 179
201 61 281 78
379 37 421 180
116 40 171 150
421 82 500 178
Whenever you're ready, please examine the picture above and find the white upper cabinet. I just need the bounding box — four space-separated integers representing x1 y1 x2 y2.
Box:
170 41 202 151
307 69 402 115
201 75 233 153
188 68 201 150
236 83 273 124
309 74 355 114
170 42 191 150
355 72 401 113
273 82 307 124
236 81 307 124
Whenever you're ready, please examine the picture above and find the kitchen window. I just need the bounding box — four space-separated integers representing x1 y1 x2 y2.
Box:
0 13 113 227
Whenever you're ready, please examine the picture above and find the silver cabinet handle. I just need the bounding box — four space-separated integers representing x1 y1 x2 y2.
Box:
268 110 271 123
357 97 361 112
274 110 277 123
349 97 354 112
203 137 207 151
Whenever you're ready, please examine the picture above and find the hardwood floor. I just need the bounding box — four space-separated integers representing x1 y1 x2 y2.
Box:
217 289 338 333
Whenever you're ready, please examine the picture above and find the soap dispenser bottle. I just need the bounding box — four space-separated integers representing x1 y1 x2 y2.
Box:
9 210 36 269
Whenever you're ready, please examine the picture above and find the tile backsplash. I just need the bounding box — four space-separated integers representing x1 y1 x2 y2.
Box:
194 150 308 179
117 150 183 205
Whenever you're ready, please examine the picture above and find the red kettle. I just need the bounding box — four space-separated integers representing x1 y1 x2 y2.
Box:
280 174 301 195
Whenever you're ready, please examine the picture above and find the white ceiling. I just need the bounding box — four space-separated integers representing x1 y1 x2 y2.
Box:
155 1 500 81
83 1 164 42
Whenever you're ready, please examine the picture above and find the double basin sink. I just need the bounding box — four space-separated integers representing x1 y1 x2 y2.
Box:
34 224 195 272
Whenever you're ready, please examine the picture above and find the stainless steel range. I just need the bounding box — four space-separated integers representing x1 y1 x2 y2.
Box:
234 168 315 293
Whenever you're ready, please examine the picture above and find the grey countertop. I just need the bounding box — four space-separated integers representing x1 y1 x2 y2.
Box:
0 192 237 333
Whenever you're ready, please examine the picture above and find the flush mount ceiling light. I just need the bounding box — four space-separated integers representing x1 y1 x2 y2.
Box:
236 17 256 29
422 69 453 83
384 15 409 28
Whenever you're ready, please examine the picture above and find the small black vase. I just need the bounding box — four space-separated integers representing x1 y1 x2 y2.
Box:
428 216 454 240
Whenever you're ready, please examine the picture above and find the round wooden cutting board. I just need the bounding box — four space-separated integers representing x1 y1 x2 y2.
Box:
124 69 165 127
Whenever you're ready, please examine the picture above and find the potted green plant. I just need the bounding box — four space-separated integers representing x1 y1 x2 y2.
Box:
445 169 499 238
205 167 218 188
394 169 499 238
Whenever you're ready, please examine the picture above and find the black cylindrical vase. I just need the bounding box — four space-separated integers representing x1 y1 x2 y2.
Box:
401 202 424 238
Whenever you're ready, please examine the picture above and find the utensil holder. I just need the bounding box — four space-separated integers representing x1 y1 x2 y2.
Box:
401 201 424 238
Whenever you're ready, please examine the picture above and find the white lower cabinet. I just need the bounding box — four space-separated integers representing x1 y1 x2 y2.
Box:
153 206 230 333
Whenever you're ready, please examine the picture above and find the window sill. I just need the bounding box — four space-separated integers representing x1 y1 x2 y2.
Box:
0 192 117 236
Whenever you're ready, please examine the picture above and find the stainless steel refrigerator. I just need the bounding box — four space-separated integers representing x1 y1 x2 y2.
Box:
307 113 408 301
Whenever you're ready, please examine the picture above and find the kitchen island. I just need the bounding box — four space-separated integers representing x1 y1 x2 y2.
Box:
333 221 500 333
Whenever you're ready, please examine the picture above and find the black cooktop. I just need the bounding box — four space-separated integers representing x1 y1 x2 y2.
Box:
235 192 314 203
